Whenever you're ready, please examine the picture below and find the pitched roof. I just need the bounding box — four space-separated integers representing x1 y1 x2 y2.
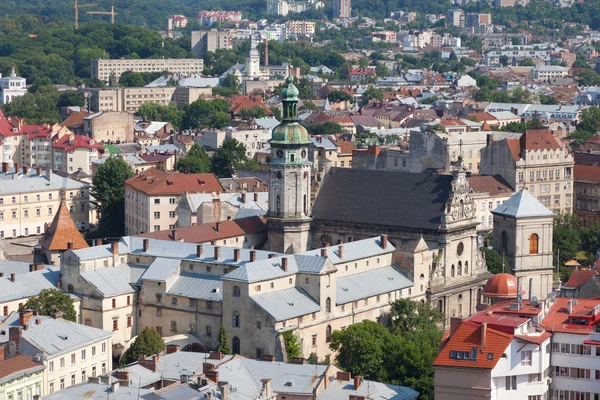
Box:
433 320 513 369
60 111 90 131
52 134 102 151
0 355 45 383
541 297 600 334
125 168 223 195
574 164 600 183
491 189 554 219
519 128 562 151
467 175 514 196
564 269 599 288
312 168 453 231
135 216 267 243
39 202 89 251
506 138 522 161
252 287 321 321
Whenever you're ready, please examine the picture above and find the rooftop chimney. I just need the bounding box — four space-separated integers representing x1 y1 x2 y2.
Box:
260 378 272 398
567 300 574 315
380 234 388 249
480 322 487 346
254 193 258 202
19 310 33 326
14 163 19 175
36 166 42 176
215 222 220 234
143 239 149 252
337 371 351 381
111 242 118 255
197 244 203 257
320 248 327 257
10 273 15 282
214 246 220 260
35 318 41 325
209 351 224 360
250 250 256 262
22 166 28 174
449 317 462 338
282 257 288 272
53 311 64 319
95 239 103 246
486 133 492 146
234 248 241 262
205 370 219 383
241 193 246 203
2 162 7 173
171 229 177 241
219 381 230 400
166 344 180 354
353 376 362 390
338 245 344 259
67 241 74 250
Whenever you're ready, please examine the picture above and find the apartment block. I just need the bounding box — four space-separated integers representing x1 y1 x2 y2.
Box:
52 134 102 175
89 87 177 114
90 58 204 84
191 30 234 59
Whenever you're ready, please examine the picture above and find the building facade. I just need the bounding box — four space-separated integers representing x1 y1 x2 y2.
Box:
191 30 234 59
83 111 134 143
333 0 351 18
0 68 27 105
52 134 102 175
90 59 204 84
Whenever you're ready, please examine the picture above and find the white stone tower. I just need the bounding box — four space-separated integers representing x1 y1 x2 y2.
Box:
246 34 261 78
491 189 555 300
267 77 312 253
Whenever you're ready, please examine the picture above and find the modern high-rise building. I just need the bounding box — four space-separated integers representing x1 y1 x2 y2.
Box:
333 0 351 18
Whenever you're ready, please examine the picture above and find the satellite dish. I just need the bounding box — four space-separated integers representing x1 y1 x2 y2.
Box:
531 296 538 301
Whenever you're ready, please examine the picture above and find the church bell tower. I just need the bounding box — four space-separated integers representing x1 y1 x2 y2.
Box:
267 77 312 253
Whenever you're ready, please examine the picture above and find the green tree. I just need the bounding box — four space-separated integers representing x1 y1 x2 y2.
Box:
122 327 165 365
554 213 582 263
211 138 251 178
91 157 134 237
480 246 506 274
20 288 77 322
361 87 383 105
57 91 85 109
307 121 343 135
387 298 443 335
571 106 600 142
221 74 241 93
281 331 302 358
239 105 268 120
217 324 230 354
328 90 354 103
176 143 212 173
182 98 231 129
118 71 146 87
521 58 536 67
473 87 492 102
330 321 391 379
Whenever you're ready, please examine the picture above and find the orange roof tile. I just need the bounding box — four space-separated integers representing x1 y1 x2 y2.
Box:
519 129 562 152
39 202 89 251
506 139 522 161
467 175 513 196
468 112 496 122
0 355 45 381
515 332 552 345
336 140 357 155
52 134 102 152
541 297 600 334
434 320 513 369
135 216 267 243
564 269 599 288
574 165 600 184
125 168 223 196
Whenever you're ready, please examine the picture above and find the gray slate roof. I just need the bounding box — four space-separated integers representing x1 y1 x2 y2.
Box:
252 287 321 321
491 189 554 218
312 168 453 230
0 267 60 303
336 266 413 305
167 273 222 301
303 237 394 264
80 263 145 296
0 261 52 275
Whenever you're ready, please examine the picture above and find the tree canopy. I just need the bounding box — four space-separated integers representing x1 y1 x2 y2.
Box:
217 324 231 354
20 288 77 322
211 138 259 178
91 157 133 237
122 327 165 365
177 143 212 174
181 98 231 130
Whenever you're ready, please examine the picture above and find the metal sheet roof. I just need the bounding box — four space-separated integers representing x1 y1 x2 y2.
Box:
0 267 60 303
141 258 181 282
491 189 554 218
43 382 153 400
0 175 87 195
336 266 413 305
252 287 320 321
80 264 142 296
302 237 395 264
223 256 298 283
317 379 418 400
0 260 52 275
167 273 223 301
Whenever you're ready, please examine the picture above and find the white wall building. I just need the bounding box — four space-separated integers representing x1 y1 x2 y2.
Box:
0 68 27 105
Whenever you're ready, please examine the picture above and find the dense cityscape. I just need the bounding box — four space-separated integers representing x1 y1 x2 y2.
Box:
0 0 600 399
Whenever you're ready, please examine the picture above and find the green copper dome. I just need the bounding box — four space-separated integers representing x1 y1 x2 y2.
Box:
271 122 310 145
280 77 299 101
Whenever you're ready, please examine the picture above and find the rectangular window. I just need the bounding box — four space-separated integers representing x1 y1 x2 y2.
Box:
127 315 132 327
102 342 106 353
171 297 178 305
50 382 55 394
169 211 175 218
505 375 517 390
171 321 177 332
71 374 76 386
92 346 96 357
206 326 212 336
60 378 65 390
156 294 162 302
71 353 76 364
113 319 118 331
60 357 65 368
49 361 54 372
154 212 160 219
312 334 317 346
112 299 116 308
154 199 160 204
189 298 196 307
81 370 86 382
81 349 86 360
521 350 532 366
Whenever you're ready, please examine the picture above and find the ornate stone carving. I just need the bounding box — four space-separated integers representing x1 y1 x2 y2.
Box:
445 169 475 222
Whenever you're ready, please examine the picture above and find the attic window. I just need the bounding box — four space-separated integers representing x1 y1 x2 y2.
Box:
284 382 293 387
487 353 494 360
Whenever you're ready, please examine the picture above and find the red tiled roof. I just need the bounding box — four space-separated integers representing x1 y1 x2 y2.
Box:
0 116 52 139
52 134 101 152
468 112 496 122
467 312 529 334
515 332 552 345
126 168 223 196
61 111 90 131
336 140 357 155
541 297 600 334
39 202 89 251
482 299 545 317
467 175 513 196
574 165 600 184
440 119 467 127
231 95 273 116
139 153 172 163
506 139 522 161
136 216 267 243
434 321 513 369
519 129 562 152
0 355 44 380
564 269 599 288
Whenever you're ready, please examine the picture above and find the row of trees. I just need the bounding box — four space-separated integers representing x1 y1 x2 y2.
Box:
177 141 259 178
137 98 233 131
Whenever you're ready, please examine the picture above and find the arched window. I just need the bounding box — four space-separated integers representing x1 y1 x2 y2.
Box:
438 299 443 311
529 234 539 254
325 325 332 343
451 265 455 278
232 312 240 328
501 231 508 253
67 284 74 293
232 337 240 354
464 261 469 274
325 297 331 313
458 261 462 276
420 274 425 279
233 286 240 297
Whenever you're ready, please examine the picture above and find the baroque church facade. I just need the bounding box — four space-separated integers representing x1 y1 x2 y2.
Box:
267 79 492 326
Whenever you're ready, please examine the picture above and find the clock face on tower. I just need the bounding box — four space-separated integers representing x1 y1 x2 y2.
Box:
276 149 284 159
301 149 307 158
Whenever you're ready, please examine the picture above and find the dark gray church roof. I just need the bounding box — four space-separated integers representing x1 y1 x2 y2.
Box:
312 168 453 230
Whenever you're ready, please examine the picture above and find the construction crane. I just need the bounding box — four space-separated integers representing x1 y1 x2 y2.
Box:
87 6 117 24
74 0 97 30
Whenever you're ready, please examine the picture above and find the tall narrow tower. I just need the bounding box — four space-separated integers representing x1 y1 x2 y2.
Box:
267 78 312 253
333 0 351 19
